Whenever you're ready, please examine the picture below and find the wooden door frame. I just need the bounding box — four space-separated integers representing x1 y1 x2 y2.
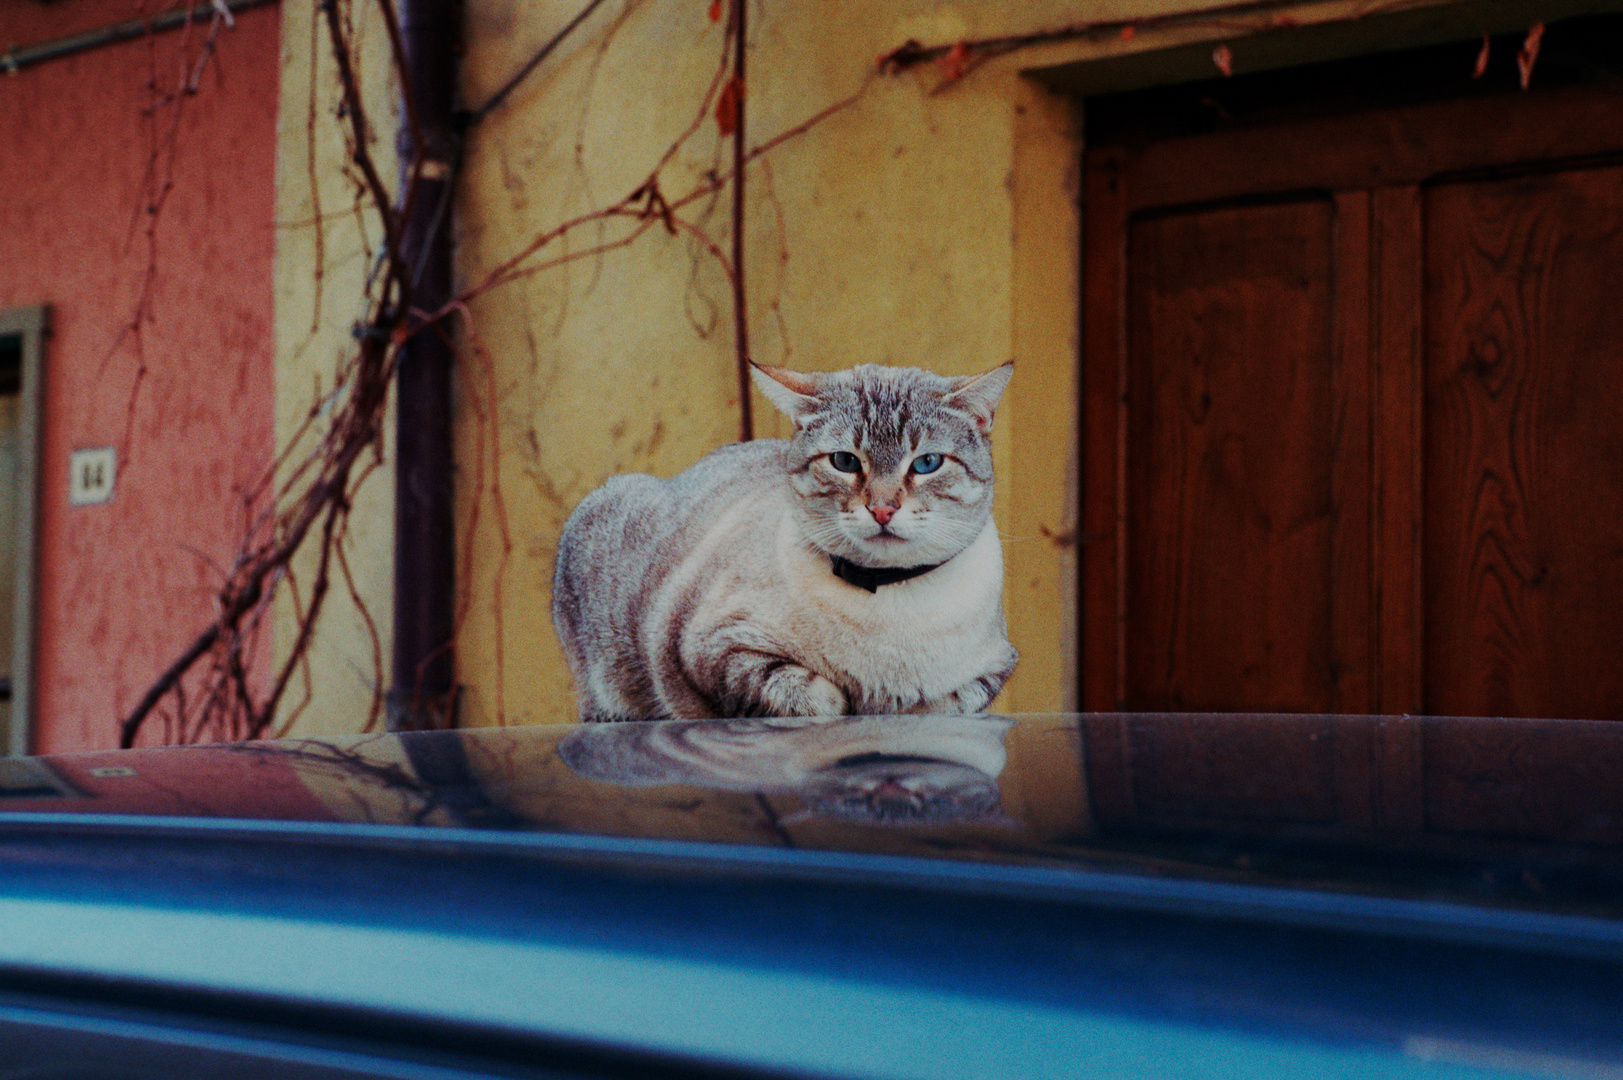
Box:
1080 86 1623 713
0 304 46 756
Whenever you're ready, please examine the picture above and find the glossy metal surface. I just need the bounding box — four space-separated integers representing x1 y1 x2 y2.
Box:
7 713 1623 917
2 713 1622 1078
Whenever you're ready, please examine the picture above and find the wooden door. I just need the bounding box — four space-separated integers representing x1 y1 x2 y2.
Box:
1423 166 1623 718
1083 74 1623 719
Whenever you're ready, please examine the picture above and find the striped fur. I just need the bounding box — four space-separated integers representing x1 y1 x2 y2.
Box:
557 715 1016 824
552 362 1017 721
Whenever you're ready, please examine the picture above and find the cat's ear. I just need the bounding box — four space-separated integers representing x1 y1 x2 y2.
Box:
945 361 1013 435
751 363 821 424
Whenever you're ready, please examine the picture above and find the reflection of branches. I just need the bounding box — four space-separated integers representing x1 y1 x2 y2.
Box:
234 734 520 829
234 737 441 825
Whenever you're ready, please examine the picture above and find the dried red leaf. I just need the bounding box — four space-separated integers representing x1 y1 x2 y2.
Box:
939 40 972 82
1518 22 1544 90
708 0 721 22
1212 43 1233 77
1472 32 1490 78
716 75 743 137
1119 25 1136 42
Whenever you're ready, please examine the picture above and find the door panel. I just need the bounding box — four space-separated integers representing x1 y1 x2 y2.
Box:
1423 165 1623 719
1125 200 1337 712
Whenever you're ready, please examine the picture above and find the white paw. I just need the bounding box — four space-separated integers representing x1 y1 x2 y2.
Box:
760 666 848 717
800 675 849 717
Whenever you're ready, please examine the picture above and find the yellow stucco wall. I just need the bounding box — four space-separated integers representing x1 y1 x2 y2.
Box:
275 0 1518 733
453 0 1091 726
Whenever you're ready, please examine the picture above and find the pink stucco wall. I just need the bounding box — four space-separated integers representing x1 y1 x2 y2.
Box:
0 0 278 751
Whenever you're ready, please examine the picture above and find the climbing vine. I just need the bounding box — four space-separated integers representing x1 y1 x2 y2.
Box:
120 0 869 745
120 0 1540 747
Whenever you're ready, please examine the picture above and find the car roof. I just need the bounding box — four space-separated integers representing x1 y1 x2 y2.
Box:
7 712 1622 924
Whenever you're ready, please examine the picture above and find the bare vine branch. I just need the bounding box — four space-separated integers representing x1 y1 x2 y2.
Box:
470 0 614 122
123 0 874 747
121 0 408 747
727 0 752 441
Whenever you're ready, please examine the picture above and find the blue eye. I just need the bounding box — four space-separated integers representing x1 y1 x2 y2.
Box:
829 452 862 473
910 453 944 475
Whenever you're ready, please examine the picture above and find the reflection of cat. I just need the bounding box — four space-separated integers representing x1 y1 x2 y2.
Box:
552 363 1017 722
557 715 1015 825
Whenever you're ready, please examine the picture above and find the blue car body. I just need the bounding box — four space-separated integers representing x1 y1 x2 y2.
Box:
0 713 1619 1078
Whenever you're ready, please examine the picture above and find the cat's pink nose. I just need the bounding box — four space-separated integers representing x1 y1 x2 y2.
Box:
869 503 896 525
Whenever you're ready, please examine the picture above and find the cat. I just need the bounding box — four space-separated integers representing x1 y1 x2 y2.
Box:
556 714 1015 825
551 361 1018 722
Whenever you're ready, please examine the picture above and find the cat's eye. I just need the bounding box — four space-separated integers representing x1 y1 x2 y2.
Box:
910 453 945 475
829 451 863 474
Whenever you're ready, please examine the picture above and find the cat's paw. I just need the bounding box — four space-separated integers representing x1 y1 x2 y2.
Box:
919 662 1015 715
760 666 848 718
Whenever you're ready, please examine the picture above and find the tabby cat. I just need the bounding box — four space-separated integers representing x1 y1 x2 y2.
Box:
552 361 1017 721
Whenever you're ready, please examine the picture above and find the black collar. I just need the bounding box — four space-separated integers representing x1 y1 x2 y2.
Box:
830 555 943 593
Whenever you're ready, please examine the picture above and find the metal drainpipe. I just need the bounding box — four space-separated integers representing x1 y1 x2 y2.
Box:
0 0 277 73
388 0 462 731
